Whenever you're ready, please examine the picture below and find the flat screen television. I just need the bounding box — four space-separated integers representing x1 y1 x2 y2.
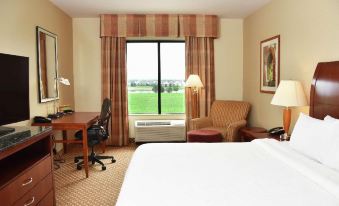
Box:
0 53 29 127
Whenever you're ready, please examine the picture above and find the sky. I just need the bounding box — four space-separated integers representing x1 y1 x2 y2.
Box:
127 42 185 80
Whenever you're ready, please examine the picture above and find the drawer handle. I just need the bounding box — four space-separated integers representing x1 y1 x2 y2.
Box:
24 196 35 206
22 177 33 186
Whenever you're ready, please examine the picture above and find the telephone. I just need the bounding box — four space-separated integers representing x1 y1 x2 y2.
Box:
34 116 52 123
268 127 285 135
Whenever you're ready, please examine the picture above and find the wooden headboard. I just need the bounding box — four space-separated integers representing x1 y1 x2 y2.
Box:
310 61 339 119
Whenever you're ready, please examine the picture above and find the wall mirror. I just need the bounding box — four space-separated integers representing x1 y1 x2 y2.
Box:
36 26 59 103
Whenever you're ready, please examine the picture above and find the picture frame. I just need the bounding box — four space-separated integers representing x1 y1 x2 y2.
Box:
260 35 280 94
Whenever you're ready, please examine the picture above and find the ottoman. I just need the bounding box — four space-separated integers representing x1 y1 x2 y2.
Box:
187 129 223 142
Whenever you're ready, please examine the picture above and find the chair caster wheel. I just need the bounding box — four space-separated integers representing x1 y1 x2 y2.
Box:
92 161 95 165
77 165 82 170
112 159 116 163
74 159 79 163
102 166 106 171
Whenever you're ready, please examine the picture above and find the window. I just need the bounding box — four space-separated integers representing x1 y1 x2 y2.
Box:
127 41 185 114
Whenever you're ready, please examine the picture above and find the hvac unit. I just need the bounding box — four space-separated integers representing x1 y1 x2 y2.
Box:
134 120 186 142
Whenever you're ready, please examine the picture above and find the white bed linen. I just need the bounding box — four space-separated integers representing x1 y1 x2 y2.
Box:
116 139 339 206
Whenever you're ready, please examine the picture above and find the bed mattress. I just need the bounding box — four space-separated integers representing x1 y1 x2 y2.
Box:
116 139 339 206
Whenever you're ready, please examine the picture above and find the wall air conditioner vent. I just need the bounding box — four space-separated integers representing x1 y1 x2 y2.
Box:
137 121 171 126
135 120 186 142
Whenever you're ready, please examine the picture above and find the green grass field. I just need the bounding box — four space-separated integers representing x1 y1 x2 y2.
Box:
128 93 185 114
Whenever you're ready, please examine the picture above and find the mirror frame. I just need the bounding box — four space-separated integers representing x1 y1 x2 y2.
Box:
36 26 59 103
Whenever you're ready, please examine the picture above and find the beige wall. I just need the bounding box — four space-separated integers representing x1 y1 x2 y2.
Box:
215 19 243 100
0 0 74 150
72 18 243 137
0 0 74 123
73 18 101 112
243 0 339 131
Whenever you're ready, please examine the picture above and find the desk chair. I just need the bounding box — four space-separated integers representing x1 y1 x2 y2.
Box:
74 98 116 170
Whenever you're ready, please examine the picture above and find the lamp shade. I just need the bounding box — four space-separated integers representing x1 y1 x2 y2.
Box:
185 75 203 88
271 80 308 107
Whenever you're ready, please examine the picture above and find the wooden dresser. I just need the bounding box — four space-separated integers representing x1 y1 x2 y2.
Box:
0 126 54 206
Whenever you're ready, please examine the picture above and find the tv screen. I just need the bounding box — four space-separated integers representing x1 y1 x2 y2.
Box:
0 53 29 125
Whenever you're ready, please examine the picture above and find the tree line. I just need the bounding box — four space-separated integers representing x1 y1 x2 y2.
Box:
152 85 180 93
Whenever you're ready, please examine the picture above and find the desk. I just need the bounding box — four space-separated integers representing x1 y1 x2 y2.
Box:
32 112 99 178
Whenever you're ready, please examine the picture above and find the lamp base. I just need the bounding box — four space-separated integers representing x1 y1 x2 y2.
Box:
283 107 291 135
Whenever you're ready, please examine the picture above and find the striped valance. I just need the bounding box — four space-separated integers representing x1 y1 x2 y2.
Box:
100 14 219 38
179 15 219 38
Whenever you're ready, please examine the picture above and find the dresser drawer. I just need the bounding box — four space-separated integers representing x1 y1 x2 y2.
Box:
0 155 52 206
13 173 53 206
37 190 54 206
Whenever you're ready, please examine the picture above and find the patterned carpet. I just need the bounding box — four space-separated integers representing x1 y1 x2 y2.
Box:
54 144 136 206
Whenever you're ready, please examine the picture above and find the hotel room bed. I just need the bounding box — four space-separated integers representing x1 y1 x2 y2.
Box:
117 140 339 206
116 61 339 206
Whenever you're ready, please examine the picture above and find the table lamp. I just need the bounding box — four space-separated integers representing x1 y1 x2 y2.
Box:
51 77 70 117
185 74 203 93
271 80 308 135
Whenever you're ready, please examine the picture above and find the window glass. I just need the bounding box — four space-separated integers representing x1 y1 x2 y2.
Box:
127 43 158 114
127 41 185 114
160 43 185 113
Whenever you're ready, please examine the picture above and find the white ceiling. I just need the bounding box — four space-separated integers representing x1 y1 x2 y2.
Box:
50 0 272 18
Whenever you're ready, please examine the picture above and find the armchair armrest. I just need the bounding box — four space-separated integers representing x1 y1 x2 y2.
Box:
226 120 247 142
190 117 213 130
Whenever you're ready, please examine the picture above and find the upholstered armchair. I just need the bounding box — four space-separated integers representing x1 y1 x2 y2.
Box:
190 100 251 142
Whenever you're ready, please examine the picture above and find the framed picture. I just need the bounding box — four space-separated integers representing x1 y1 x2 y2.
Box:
260 35 280 93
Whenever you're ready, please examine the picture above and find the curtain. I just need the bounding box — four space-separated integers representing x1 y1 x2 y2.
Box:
101 37 129 146
185 36 216 130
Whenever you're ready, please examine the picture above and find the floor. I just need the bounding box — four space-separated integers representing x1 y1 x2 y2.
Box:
54 144 136 206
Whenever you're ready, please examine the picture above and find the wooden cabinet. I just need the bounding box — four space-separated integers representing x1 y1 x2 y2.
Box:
0 127 54 206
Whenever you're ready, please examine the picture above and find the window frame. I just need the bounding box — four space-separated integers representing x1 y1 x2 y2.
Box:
126 40 185 115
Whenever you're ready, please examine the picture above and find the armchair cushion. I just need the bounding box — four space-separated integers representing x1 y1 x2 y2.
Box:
190 117 213 130
201 120 246 142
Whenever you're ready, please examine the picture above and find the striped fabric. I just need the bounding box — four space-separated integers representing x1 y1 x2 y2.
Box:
101 14 140 37
101 37 129 146
185 36 216 130
179 15 219 38
141 14 178 37
210 101 251 127
100 14 219 38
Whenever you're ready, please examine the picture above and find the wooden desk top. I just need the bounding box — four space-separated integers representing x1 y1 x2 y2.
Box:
32 112 100 128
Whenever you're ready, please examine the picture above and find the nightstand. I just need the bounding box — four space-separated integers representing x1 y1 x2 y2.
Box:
240 127 281 142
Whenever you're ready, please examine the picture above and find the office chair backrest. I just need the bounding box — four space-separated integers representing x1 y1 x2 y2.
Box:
98 98 112 134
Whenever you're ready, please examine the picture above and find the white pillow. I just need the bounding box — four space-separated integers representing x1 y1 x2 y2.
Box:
324 115 339 123
290 113 332 163
322 121 339 171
